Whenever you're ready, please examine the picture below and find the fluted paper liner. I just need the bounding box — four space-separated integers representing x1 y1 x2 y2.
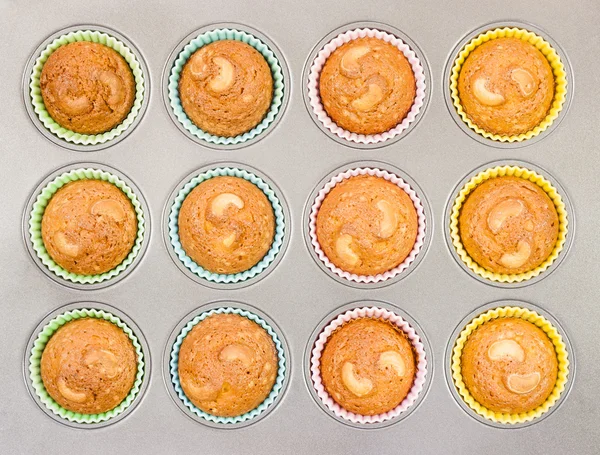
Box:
451 306 569 424
449 165 567 283
310 306 427 424
449 27 567 142
29 308 145 424
307 28 426 144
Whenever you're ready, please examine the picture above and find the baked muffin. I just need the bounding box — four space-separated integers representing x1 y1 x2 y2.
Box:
178 313 278 417
320 318 416 415
458 176 559 275
41 318 138 414
316 174 418 276
457 37 554 136
319 37 416 135
41 180 138 276
461 317 558 414
178 176 275 274
40 41 135 135
179 40 273 137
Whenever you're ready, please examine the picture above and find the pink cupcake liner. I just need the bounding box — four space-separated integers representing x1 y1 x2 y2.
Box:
309 167 426 283
310 306 428 424
307 28 426 144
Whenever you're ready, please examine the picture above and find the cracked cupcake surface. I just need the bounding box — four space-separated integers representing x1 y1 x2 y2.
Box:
458 176 559 275
40 318 138 414
316 174 418 276
319 37 416 135
177 313 278 417
460 317 558 414
320 318 416 416
40 42 135 135
41 180 138 276
457 37 554 136
178 40 273 137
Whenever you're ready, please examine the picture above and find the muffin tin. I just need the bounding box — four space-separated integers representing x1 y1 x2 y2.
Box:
3 0 598 453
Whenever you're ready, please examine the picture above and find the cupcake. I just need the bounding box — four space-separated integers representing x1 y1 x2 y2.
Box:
320 318 416 415
458 176 559 275
315 174 418 276
177 313 278 417
40 41 135 135
178 40 273 137
319 37 416 135
460 317 558 414
40 318 138 414
41 179 138 276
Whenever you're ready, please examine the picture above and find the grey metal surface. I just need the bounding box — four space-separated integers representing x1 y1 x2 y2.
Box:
1 0 599 454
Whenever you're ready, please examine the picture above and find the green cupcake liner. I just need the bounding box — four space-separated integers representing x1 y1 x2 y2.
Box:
168 28 284 145
170 307 286 424
29 308 145 424
29 29 145 145
168 167 285 283
28 168 146 284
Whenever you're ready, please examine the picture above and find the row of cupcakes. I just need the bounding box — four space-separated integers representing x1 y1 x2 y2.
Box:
25 21 570 151
27 299 572 429
25 160 572 290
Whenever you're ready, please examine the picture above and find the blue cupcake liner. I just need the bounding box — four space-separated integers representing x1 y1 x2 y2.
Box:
169 307 287 424
168 28 285 145
168 167 285 283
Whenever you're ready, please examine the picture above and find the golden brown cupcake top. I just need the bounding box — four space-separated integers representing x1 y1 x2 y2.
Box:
319 37 416 135
41 318 138 414
178 313 278 417
458 176 559 275
457 37 555 136
316 174 418 276
178 176 275 275
461 317 558 414
178 40 273 137
41 180 138 276
40 41 135 135
320 318 416 416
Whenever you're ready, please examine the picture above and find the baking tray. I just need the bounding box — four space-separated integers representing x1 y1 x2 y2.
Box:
1 0 599 453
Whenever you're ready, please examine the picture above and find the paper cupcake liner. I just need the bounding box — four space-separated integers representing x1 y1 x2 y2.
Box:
28 168 146 284
309 168 426 283
449 165 568 283
168 28 285 145
28 308 145 424
449 27 567 142
169 307 287 424
307 28 426 145
168 167 285 284
310 306 427 424
29 29 145 145
451 306 569 424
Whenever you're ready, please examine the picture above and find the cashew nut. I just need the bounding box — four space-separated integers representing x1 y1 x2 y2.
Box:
487 339 525 362
209 57 235 92
53 232 79 257
341 362 373 397
506 372 541 394
98 71 125 105
188 50 209 78
221 232 237 248
376 199 398 239
524 220 534 231
56 82 91 115
500 240 532 269
335 234 359 266
83 349 119 378
511 68 536 97
487 199 524 234
210 193 244 217
472 77 505 106
377 351 406 377
219 343 253 367
90 199 125 222
181 377 220 401
352 83 384 111
57 377 88 403
340 45 370 76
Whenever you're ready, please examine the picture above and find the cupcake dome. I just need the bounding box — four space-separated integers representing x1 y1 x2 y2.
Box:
458 176 559 275
40 318 138 414
178 40 273 137
319 37 416 135
177 313 278 417
460 317 558 414
40 41 135 135
41 179 138 276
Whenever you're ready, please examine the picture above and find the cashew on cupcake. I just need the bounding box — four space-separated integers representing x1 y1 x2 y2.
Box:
178 40 273 137
458 176 559 275
319 37 416 135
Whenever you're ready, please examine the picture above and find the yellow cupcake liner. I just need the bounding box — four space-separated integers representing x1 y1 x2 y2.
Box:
450 165 568 283
451 306 569 424
449 27 567 142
